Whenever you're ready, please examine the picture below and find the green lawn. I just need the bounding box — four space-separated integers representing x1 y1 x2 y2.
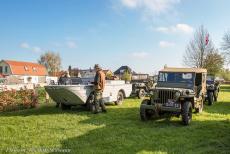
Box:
0 86 230 154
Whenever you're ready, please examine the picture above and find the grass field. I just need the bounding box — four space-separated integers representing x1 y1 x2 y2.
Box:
0 85 229 154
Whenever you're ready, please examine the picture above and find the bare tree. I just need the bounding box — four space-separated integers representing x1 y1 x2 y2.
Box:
183 25 215 68
222 31 230 64
38 51 61 76
222 31 230 51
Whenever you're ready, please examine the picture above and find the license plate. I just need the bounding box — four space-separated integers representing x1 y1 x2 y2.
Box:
165 100 174 107
165 100 180 108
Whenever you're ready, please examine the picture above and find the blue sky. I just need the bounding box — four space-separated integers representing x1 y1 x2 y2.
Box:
0 0 229 74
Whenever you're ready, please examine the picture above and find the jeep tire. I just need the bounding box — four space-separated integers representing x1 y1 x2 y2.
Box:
140 99 154 121
208 92 214 105
181 101 192 125
115 91 124 105
214 91 218 102
86 93 96 112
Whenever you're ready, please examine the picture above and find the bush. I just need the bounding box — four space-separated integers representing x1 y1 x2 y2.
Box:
38 87 46 102
0 89 38 112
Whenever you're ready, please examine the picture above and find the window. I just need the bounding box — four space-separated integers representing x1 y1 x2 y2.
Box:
0 66 2 73
5 66 8 73
158 72 194 84
32 67 37 72
24 66 29 71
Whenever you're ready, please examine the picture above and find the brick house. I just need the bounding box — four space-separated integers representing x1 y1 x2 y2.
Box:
0 60 48 84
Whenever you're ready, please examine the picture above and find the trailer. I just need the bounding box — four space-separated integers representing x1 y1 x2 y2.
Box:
45 80 132 110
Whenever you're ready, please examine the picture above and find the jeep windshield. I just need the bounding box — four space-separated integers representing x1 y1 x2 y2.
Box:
157 72 194 89
206 76 215 84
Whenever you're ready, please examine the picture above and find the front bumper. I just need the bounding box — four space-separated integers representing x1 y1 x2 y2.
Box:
140 103 181 112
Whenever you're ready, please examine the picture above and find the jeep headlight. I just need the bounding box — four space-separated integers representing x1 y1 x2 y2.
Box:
185 90 190 95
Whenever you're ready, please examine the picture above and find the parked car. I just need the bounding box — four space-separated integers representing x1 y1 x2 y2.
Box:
140 67 207 125
205 75 220 105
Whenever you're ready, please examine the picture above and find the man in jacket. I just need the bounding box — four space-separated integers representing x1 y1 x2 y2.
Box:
93 64 106 113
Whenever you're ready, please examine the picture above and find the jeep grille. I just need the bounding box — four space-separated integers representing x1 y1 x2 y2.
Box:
157 90 175 104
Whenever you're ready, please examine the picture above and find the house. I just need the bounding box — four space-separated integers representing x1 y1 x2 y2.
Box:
0 60 48 84
114 66 151 81
79 68 114 79
114 66 137 79
79 68 95 78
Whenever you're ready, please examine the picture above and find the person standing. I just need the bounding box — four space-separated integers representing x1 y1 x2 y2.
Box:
93 64 106 113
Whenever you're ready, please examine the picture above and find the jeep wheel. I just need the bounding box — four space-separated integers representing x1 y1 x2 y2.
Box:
208 92 214 105
61 103 71 110
86 93 96 112
140 99 154 121
115 91 124 105
138 89 146 99
214 91 218 102
181 101 192 125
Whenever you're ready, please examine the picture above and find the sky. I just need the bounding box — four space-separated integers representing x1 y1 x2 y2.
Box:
0 0 230 75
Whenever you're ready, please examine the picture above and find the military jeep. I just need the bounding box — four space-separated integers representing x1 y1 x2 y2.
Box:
140 67 207 125
131 78 156 99
205 75 220 105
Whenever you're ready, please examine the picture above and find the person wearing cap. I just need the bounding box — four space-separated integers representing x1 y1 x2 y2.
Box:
93 64 106 113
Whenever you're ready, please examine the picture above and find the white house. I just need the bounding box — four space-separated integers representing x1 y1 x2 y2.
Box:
0 60 48 84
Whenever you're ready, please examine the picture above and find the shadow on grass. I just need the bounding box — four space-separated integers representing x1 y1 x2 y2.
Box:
48 106 230 154
204 101 230 115
0 103 83 117
220 84 230 92
0 102 121 117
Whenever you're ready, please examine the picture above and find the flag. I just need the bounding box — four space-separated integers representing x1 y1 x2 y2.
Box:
205 34 209 45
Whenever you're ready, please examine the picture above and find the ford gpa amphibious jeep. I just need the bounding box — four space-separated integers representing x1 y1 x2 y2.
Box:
205 75 220 105
140 67 207 125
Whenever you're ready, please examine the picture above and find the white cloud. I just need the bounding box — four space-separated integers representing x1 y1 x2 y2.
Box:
131 51 149 59
32 46 42 53
20 42 42 53
156 24 194 34
20 42 30 49
159 41 175 48
66 41 77 49
120 0 181 14
121 0 138 8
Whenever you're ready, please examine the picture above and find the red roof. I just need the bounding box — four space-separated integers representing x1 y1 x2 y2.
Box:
4 60 47 76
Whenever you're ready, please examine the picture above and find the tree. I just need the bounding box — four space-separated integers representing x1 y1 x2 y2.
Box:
183 25 215 68
38 51 61 76
121 69 132 82
222 31 230 64
218 69 230 81
203 49 224 75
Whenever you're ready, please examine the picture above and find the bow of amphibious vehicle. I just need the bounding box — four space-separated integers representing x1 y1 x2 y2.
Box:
45 84 94 106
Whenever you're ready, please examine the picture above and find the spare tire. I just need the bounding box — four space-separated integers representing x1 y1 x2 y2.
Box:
138 89 146 99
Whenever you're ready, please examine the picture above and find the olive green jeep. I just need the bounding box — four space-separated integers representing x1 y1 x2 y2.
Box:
205 75 220 105
140 67 207 125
